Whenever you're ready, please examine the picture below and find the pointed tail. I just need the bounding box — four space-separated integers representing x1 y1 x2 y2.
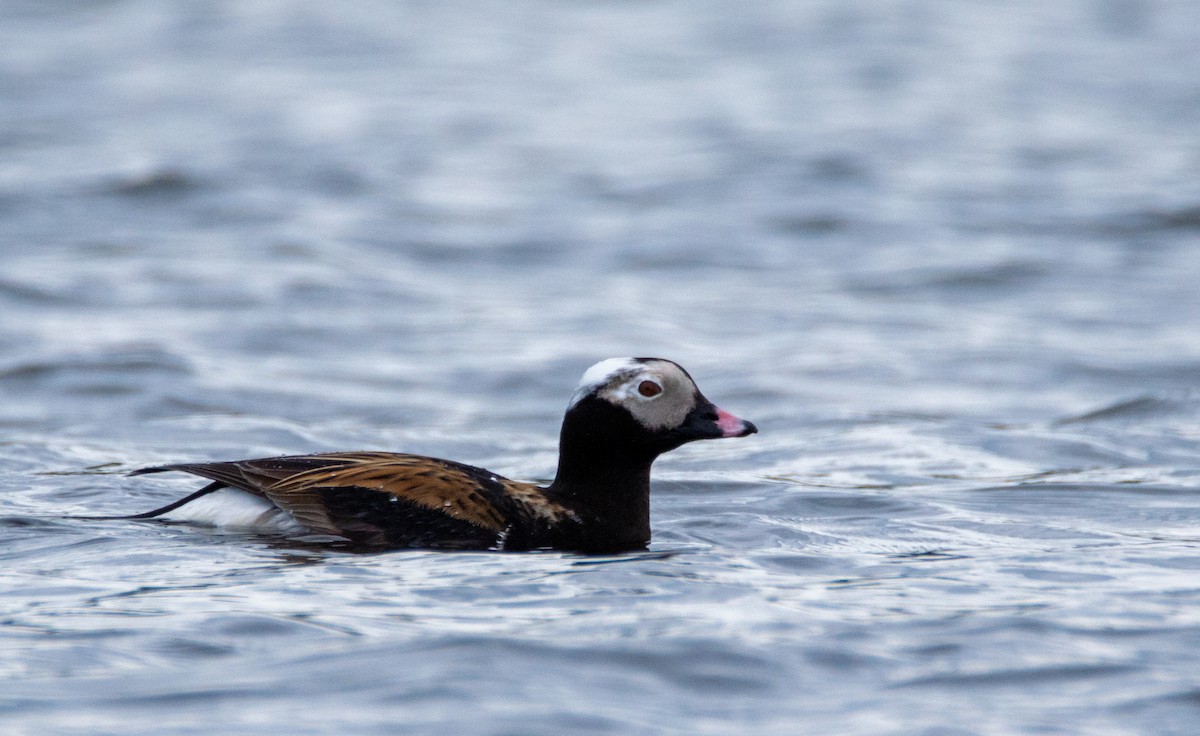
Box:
71 480 227 521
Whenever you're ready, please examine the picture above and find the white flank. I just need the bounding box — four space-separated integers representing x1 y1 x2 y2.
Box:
159 488 305 533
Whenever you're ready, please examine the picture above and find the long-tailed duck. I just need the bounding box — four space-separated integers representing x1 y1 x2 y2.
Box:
111 358 756 553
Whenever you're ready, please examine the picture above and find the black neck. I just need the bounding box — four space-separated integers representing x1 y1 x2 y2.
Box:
545 397 664 547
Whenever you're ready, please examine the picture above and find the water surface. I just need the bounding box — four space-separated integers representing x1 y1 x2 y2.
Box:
3 2 1200 734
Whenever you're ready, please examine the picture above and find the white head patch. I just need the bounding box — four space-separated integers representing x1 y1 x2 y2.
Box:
569 358 642 407
568 357 700 431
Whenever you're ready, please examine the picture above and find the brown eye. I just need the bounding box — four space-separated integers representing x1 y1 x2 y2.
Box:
638 380 662 398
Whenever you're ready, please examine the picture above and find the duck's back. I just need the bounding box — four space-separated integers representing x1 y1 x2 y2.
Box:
133 452 561 550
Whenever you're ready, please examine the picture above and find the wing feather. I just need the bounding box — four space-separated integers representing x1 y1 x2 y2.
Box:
135 451 572 549
264 455 511 531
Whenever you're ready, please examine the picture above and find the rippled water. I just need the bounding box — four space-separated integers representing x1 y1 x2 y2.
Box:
4 1 1200 734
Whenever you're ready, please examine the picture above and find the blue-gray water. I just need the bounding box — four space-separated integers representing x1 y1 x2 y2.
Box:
3 2 1200 734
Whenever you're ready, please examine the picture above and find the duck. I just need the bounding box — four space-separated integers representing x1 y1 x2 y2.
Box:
112 357 757 553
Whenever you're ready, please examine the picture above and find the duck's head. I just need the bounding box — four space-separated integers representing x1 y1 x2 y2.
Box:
562 357 757 460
